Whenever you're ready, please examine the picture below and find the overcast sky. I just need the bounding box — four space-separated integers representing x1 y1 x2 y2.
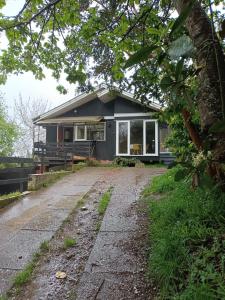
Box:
0 0 76 116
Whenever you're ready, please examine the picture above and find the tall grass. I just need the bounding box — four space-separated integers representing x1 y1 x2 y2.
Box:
144 166 225 299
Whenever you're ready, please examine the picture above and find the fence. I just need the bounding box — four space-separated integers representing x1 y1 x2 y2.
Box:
0 157 36 195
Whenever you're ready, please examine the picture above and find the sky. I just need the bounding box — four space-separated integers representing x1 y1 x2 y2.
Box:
0 0 76 116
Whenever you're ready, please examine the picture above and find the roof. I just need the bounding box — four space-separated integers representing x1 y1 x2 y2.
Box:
34 85 161 124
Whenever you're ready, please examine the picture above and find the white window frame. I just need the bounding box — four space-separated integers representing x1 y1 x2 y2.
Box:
75 124 86 141
116 120 130 156
143 120 158 156
116 119 158 156
74 123 106 141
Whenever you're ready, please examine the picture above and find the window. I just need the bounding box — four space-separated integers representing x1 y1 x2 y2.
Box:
76 125 86 140
145 121 156 154
116 119 158 156
87 124 105 140
75 123 105 141
118 121 128 154
130 120 143 155
64 127 73 142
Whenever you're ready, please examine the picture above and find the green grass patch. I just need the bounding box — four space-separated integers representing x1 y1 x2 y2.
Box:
63 237 76 249
40 241 49 252
13 252 41 287
0 191 21 201
144 166 225 299
98 188 112 215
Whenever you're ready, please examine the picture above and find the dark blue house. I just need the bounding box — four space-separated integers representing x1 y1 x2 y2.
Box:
34 86 171 162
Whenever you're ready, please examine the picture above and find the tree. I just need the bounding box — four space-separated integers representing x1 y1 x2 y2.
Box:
0 0 224 184
13 95 50 157
0 94 18 156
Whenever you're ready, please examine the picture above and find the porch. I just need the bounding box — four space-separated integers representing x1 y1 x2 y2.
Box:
33 141 96 164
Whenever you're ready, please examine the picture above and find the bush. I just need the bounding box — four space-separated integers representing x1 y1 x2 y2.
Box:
113 157 140 167
144 167 225 299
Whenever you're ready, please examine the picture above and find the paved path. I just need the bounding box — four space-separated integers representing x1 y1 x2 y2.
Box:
76 167 165 300
0 168 110 294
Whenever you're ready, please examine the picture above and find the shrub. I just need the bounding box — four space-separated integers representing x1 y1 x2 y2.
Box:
113 157 140 167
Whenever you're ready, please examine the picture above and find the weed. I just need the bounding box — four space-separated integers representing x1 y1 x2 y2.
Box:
40 241 49 252
63 237 76 249
144 166 225 299
13 258 36 287
95 221 101 232
98 188 112 215
0 295 8 300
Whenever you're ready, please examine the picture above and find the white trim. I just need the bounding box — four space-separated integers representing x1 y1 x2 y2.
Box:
116 120 129 155
75 124 86 141
104 116 115 120
114 113 153 117
74 122 106 142
143 120 158 156
116 119 159 157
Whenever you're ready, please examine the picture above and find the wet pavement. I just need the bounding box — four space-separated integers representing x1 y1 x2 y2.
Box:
0 168 110 294
76 167 166 300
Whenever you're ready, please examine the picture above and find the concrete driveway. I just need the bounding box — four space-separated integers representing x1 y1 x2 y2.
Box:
0 167 112 294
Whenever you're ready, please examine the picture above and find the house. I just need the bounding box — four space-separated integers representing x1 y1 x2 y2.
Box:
33 86 172 164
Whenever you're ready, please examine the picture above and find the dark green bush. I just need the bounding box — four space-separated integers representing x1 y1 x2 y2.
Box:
113 157 140 167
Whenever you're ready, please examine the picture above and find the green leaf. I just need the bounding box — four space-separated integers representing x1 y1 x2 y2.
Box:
168 35 194 59
157 52 167 65
175 58 184 81
209 120 225 133
170 0 196 36
125 45 158 68
160 76 174 91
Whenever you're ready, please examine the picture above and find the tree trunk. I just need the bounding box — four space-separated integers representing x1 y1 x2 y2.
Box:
176 0 225 185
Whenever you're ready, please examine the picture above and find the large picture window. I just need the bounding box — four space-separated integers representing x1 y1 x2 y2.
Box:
116 119 158 156
75 123 105 141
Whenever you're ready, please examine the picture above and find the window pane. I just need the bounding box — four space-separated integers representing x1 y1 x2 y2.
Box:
118 122 128 154
146 122 156 154
86 123 105 140
76 125 85 139
130 120 143 155
64 127 73 142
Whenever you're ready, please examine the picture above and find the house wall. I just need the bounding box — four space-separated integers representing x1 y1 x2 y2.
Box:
44 96 159 161
61 98 114 117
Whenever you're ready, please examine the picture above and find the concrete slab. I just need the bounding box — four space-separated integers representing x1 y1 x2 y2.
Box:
84 231 140 273
0 230 54 269
0 269 18 295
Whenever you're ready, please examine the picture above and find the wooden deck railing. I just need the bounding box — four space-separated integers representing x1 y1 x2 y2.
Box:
33 142 96 159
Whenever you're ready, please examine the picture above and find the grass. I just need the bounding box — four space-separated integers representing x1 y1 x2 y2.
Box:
40 241 49 252
12 239 50 288
63 237 76 249
95 221 101 232
143 166 225 299
98 188 112 215
13 252 40 287
0 191 21 201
